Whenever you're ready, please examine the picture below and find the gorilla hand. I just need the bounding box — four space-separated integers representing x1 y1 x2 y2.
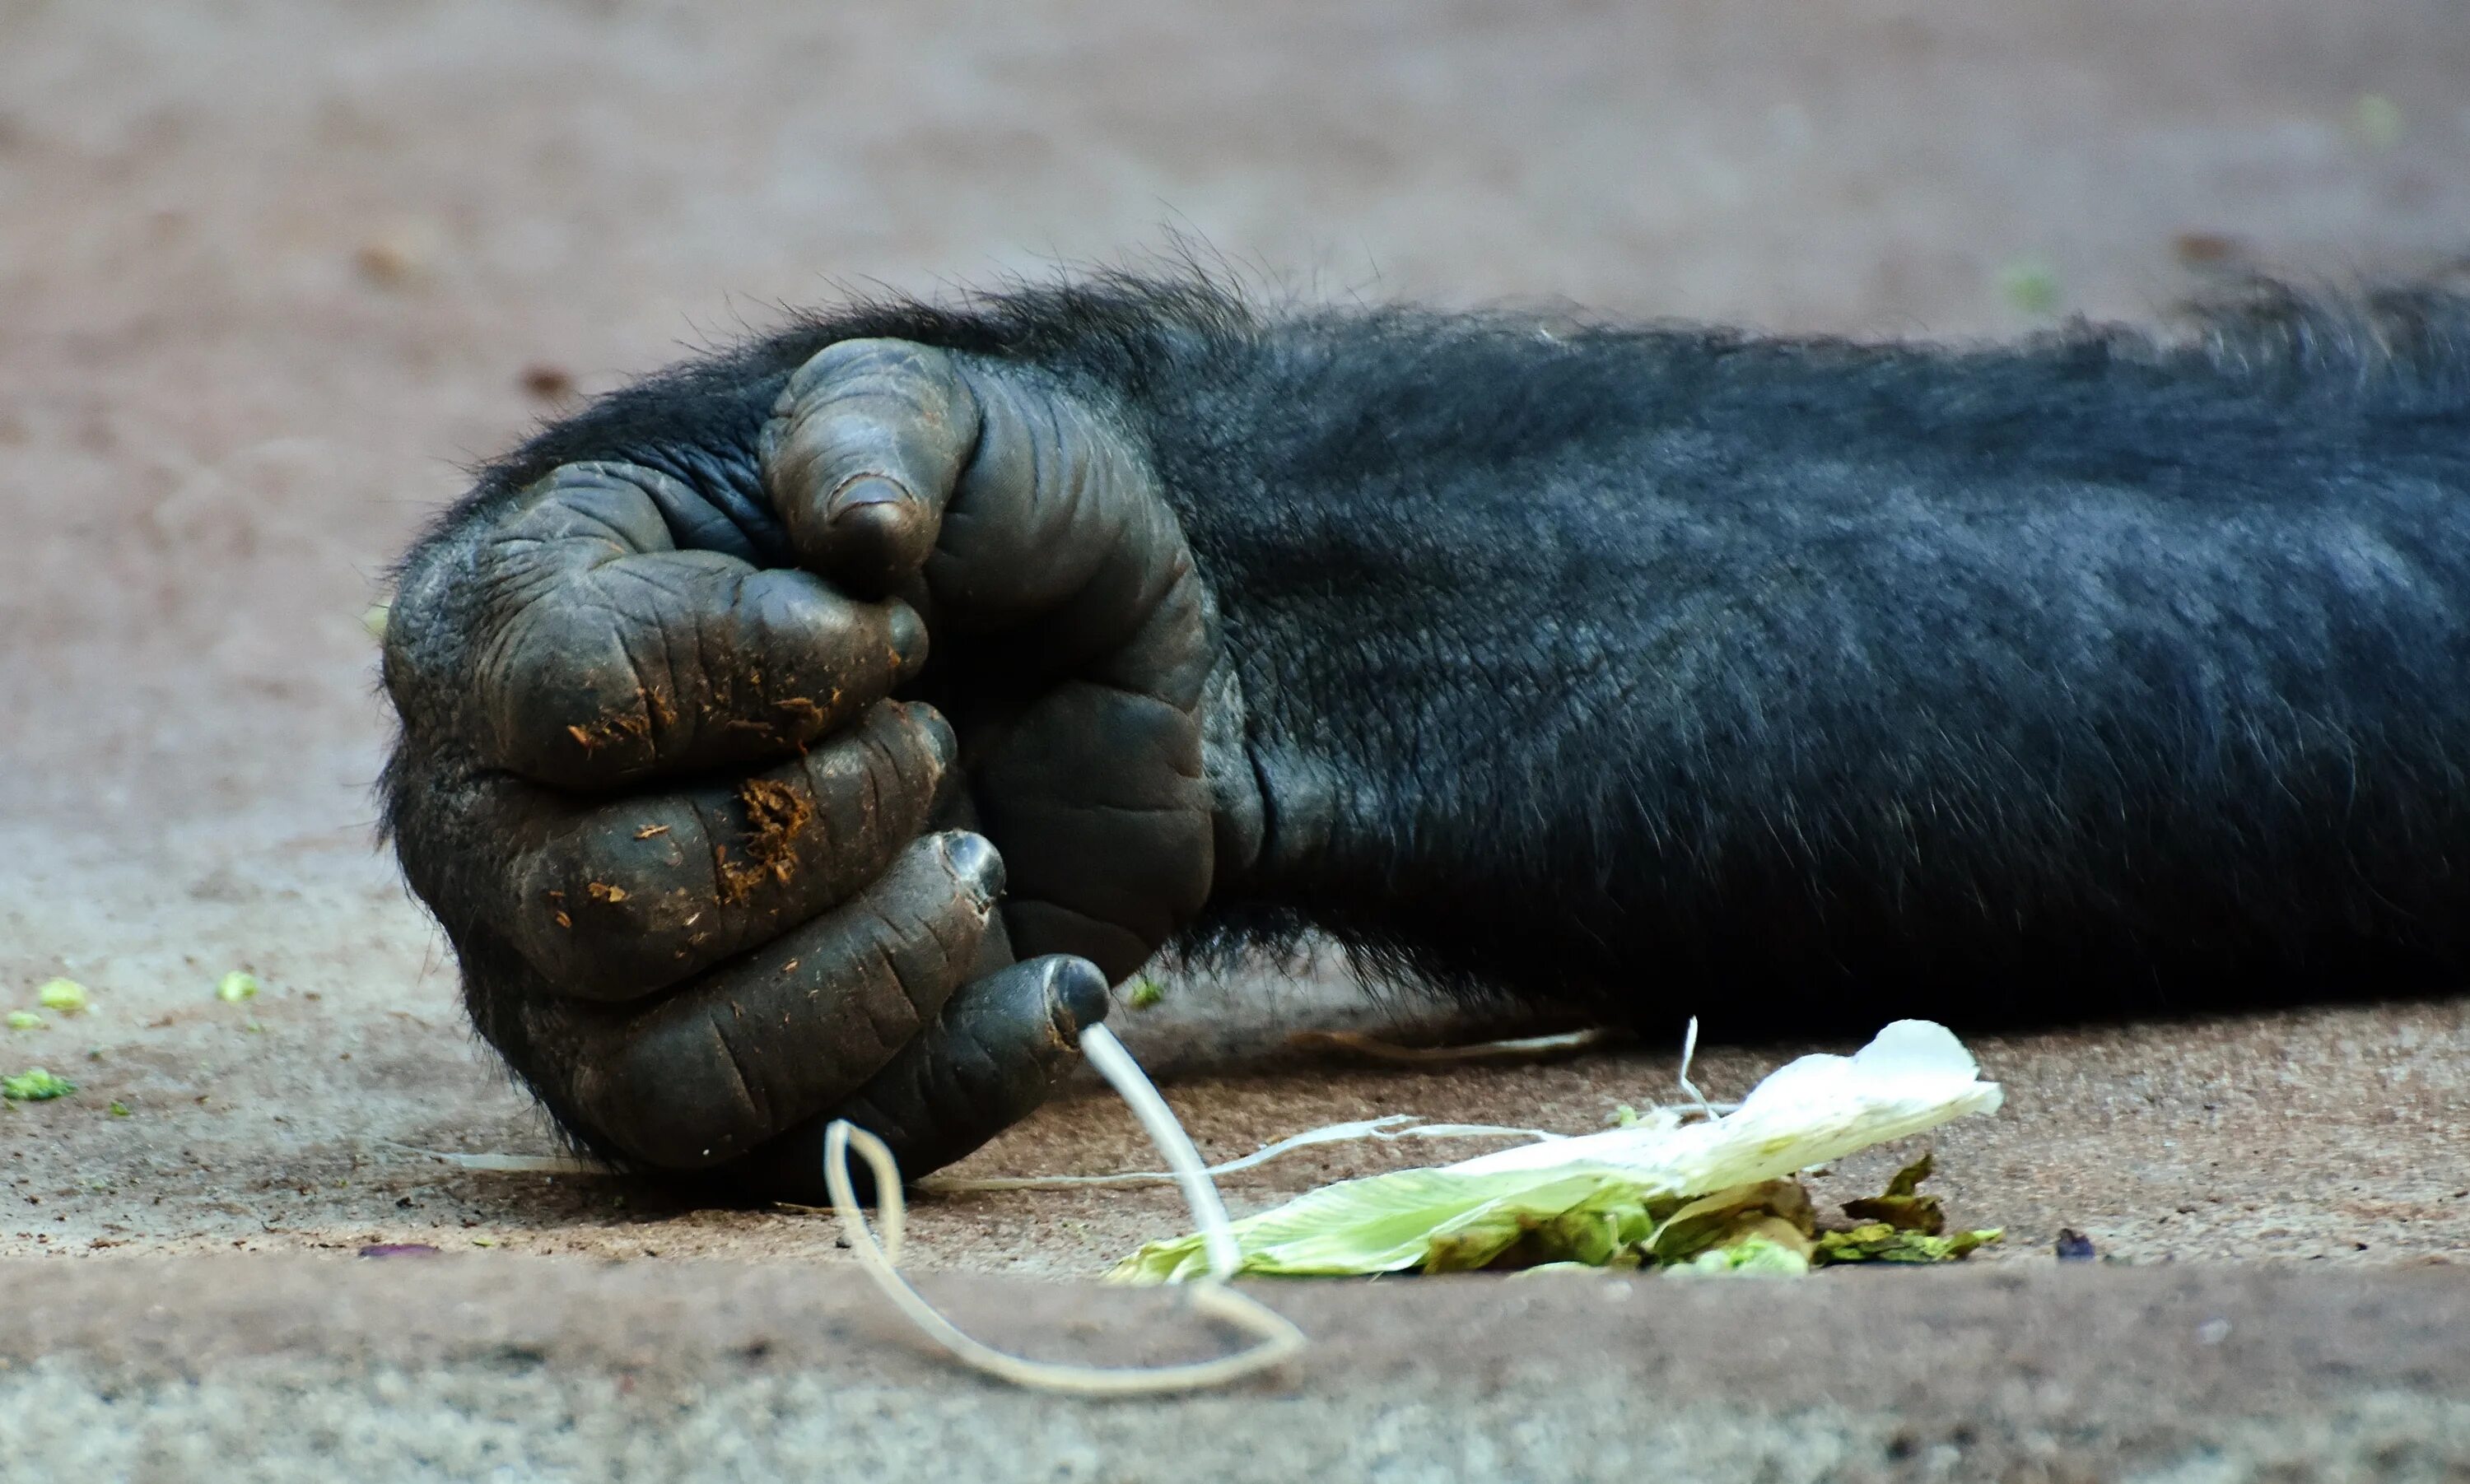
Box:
380 341 1231 1201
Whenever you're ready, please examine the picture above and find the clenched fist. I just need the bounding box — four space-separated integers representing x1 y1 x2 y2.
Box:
382 334 1237 1200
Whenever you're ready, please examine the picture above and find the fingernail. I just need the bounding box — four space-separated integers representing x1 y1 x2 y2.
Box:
887 601 929 673
941 831 1004 905
1047 957 1111 1037
906 702 957 769
827 474 912 524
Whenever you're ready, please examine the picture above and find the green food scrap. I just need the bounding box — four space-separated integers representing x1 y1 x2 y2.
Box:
35 979 90 1014
216 970 261 1003
1813 1154 1998 1263
1841 1151 1945 1234
1115 1020 2009 1282
2 1068 76 1101
1126 978 1167 1011
1996 258 2062 316
108 1100 132 1117
1647 1179 1817 1266
1671 1235 1812 1277
1116 1166 1672 1282
6 1012 43 1032
1815 1223 2002 1264
2353 93 2403 149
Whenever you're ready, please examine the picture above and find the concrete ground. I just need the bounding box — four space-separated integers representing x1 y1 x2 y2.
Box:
2 0 2468 1475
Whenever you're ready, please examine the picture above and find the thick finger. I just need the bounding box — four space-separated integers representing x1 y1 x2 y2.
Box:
761 339 979 596
975 684 1216 982
762 339 1181 650
435 461 928 786
703 954 1112 1204
503 700 957 1000
548 830 1005 1170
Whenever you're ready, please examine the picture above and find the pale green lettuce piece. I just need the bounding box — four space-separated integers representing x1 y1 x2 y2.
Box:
1115 1020 2002 1282
1670 1235 1812 1277
2 1068 75 1101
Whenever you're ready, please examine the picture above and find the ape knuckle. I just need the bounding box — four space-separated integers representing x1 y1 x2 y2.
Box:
490 601 660 771
795 337 945 394
513 828 713 996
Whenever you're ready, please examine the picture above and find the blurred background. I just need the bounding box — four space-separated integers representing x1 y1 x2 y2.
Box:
1 0 2464 1264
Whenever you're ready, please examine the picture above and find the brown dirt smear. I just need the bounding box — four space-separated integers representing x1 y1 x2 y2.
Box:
716 776 812 901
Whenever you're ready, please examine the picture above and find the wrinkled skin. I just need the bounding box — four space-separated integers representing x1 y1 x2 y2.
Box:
384 337 1228 1198
385 274 2470 1203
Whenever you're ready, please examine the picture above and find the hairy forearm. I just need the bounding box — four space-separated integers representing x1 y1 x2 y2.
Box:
1116 295 2470 1016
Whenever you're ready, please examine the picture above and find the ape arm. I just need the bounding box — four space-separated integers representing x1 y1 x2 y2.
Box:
1131 287 2470 1026
385 277 2470 1195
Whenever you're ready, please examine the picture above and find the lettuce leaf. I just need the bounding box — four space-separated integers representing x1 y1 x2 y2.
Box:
1115 1020 2002 1282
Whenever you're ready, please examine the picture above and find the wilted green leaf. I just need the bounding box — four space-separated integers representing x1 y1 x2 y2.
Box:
2 1068 76 1101
1646 1179 1816 1264
1117 1021 2004 1282
1116 1165 1670 1282
1669 1234 1812 1277
1814 1222 2002 1264
1841 1151 1946 1234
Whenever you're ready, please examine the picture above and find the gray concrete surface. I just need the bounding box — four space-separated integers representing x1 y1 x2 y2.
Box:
6 1258 2470 1481
2 0 2468 1475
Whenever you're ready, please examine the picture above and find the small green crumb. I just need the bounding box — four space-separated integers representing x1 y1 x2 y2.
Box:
6 1012 43 1032
216 970 262 1003
361 602 393 640
2353 93 2403 149
1996 258 2062 316
36 979 90 1014
109 1100 131 1117
2 1068 77 1101
1608 1104 1643 1128
1127 977 1167 1011
470 1235 496 1247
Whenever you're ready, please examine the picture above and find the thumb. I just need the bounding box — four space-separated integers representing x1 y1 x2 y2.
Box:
761 337 981 598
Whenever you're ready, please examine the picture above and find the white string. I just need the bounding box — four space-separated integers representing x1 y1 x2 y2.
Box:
1284 1026 1616 1062
1675 1016 1721 1122
920 1114 1561 1193
1074 1024 1241 1277
823 1023 1306 1393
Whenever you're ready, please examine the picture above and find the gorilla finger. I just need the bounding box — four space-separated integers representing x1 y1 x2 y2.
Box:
761 339 979 597
551 831 1004 1170
701 954 1112 1204
506 700 957 1000
464 462 928 785
976 682 1216 982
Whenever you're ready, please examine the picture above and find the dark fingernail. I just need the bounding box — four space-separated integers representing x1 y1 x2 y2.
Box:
887 601 929 673
941 832 1004 905
827 475 913 523
906 702 957 768
1046 957 1111 1037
